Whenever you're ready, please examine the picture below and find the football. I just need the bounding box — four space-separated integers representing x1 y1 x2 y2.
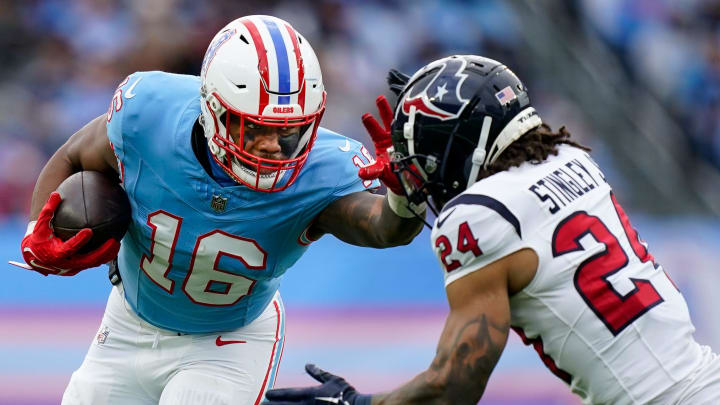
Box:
52 171 132 253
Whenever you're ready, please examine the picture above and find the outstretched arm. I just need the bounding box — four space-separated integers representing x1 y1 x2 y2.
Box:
265 250 537 405
308 190 424 248
370 254 512 404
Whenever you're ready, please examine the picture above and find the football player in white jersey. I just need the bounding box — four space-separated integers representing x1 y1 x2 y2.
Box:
264 55 720 405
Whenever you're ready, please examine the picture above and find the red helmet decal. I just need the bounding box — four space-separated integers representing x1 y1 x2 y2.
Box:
402 96 453 119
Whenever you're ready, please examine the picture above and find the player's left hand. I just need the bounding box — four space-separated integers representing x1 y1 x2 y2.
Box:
20 192 121 276
359 95 403 196
264 364 371 405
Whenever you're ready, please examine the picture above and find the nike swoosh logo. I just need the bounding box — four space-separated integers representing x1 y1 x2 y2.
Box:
125 77 143 99
338 140 351 152
436 207 457 228
29 259 68 275
215 336 247 346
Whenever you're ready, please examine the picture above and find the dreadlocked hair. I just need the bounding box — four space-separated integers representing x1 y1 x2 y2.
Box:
480 124 591 179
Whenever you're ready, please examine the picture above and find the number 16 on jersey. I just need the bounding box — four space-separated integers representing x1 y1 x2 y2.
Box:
140 210 267 307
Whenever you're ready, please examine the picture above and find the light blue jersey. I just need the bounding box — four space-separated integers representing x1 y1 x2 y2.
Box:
106 71 378 333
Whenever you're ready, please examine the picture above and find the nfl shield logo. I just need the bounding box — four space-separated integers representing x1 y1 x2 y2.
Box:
210 195 228 213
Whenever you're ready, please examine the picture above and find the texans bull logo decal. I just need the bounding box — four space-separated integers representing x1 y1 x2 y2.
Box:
402 58 470 120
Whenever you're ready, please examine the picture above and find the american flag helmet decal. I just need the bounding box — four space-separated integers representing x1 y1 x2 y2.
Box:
495 85 517 106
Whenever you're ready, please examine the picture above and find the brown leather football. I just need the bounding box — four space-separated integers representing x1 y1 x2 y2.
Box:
52 171 131 253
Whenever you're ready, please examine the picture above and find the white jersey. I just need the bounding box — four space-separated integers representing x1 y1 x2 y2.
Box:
431 145 719 404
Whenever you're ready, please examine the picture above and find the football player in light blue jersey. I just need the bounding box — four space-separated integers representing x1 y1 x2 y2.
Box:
19 15 424 405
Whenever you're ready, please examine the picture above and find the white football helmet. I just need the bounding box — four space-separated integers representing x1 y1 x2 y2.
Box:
200 15 326 191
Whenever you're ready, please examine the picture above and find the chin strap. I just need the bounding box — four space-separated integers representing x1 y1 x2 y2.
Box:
466 116 493 188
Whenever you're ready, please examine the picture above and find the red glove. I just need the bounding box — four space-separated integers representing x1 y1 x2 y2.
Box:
359 95 404 195
20 192 121 276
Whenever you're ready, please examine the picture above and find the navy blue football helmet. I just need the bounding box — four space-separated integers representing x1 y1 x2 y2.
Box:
390 55 542 215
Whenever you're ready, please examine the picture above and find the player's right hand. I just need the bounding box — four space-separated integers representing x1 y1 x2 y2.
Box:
359 95 404 196
20 192 121 276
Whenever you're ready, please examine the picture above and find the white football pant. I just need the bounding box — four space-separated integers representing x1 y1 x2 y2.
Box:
62 286 285 405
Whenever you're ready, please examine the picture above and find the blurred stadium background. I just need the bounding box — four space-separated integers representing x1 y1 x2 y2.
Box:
1 0 719 404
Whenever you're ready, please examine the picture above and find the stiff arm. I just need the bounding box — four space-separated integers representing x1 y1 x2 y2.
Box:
308 190 425 248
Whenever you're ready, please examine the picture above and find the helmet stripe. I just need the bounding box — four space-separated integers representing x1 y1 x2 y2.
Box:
241 18 270 114
284 23 305 112
263 17 291 105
